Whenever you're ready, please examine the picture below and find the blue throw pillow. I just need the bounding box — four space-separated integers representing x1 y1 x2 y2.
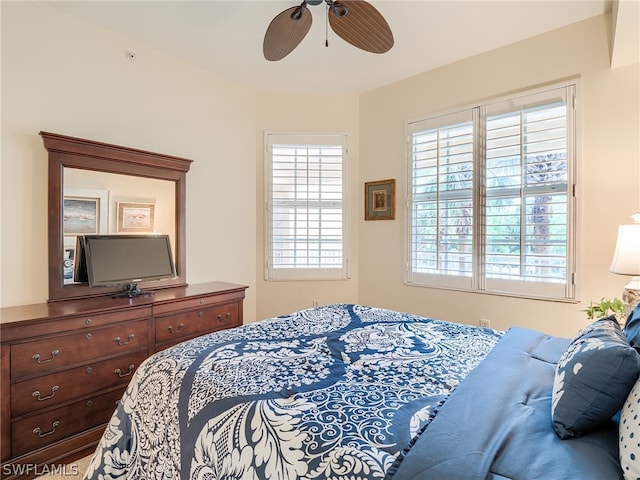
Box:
624 303 640 351
552 316 640 439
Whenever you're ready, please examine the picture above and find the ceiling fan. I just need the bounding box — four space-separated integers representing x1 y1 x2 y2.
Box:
263 0 394 61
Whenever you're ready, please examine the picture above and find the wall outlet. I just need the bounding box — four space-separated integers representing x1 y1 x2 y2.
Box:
313 299 320 307
479 318 491 328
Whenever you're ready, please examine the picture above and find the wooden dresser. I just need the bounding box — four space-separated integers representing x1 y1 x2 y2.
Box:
0 281 247 479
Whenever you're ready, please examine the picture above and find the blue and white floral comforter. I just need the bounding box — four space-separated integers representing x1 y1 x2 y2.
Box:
84 304 502 480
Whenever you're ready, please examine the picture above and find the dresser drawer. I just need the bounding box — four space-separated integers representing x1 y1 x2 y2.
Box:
11 320 148 379
11 388 123 457
0 306 151 343
153 291 241 315
11 350 147 416
155 302 239 345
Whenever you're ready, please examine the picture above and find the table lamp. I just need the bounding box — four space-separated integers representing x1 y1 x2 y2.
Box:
609 213 640 316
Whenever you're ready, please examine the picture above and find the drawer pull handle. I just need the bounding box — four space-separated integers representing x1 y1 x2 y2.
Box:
168 323 184 334
32 349 60 364
32 385 60 401
198 311 204 318
85 318 92 325
217 313 231 321
115 364 135 378
33 421 60 438
115 334 135 346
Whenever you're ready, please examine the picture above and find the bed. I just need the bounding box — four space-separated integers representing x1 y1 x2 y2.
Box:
83 303 640 480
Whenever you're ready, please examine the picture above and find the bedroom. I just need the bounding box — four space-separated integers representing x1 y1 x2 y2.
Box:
1 0 639 478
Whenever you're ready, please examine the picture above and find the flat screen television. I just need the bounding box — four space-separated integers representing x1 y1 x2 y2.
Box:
76 234 177 297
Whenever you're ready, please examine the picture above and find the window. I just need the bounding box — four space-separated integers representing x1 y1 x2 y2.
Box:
407 83 576 300
265 133 349 281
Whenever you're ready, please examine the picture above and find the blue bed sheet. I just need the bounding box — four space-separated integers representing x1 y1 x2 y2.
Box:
389 327 623 480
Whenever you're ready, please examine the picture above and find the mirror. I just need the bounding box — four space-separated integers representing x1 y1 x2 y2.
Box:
62 169 177 285
43 131 192 302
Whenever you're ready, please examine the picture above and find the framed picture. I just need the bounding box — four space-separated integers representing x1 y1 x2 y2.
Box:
63 244 75 285
117 202 155 232
63 188 109 235
62 235 81 285
365 179 396 220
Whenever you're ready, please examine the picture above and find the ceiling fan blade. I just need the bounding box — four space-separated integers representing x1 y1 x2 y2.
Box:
263 6 313 61
328 0 394 54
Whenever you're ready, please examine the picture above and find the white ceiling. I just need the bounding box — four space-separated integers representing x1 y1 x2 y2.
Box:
51 0 614 94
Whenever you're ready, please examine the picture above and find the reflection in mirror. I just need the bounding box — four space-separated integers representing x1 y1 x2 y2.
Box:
62 168 176 286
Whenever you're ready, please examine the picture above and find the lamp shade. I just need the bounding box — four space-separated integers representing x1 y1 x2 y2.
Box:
609 223 640 275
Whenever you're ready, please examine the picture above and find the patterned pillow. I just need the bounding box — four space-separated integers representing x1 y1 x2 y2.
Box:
620 377 640 480
552 316 640 439
624 304 640 351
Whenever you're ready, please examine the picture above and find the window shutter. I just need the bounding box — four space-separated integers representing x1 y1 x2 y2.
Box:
407 83 576 300
408 110 475 289
266 133 348 281
483 87 573 298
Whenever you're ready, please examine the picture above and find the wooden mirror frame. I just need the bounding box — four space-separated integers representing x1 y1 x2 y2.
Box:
42 131 192 302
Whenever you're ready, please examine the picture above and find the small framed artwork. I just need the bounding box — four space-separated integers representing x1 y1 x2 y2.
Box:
63 188 109 235
365 179 396 220
117 202 155 232
63 245 75 285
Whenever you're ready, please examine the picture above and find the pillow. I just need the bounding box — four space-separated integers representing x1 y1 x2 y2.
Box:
552 316 640 439
620 376 640 480
624 303 640 351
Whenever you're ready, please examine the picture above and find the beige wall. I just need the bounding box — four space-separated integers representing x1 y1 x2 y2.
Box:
358 14 640 338
255 92 360 321
1 2 257 320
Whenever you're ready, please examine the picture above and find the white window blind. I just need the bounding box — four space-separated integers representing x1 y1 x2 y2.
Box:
265 133 348 281
409 110 475 290
407 83 576 300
